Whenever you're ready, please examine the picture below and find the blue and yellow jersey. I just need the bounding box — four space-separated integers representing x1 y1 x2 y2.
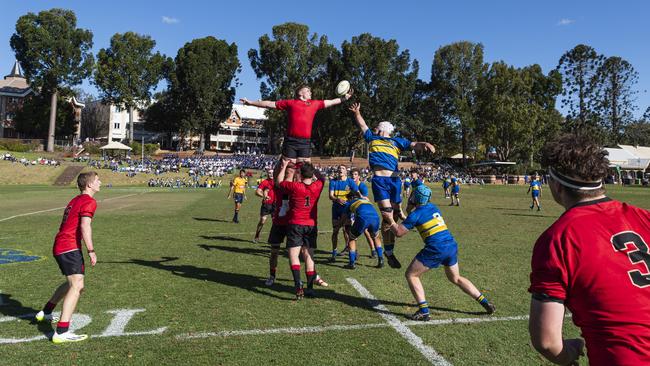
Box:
329 178 358 205
443 178 451 188
412 179 423 188
530 180 541 191
364 129 411 172
403 177 412 188
358 181 369 197
403 203 455 246
344 197 378 220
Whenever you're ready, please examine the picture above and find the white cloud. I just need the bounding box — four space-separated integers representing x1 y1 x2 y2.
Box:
557 18 575 26
162 16 179 24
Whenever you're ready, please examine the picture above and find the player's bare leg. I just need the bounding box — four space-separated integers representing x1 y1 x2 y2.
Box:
372 231 384 268
444 263 495 314
329 219 342 262
379 200 401 268
254 214 268 242
36 282 69 323
405 258 431 321
363 229 376 257
52 274 89 342
266 246 279 286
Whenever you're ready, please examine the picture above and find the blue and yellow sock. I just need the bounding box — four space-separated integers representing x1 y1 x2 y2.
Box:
384 244 394 256
349 251 357 265
476 293 489 306
376 247 384 258
418 301 429 314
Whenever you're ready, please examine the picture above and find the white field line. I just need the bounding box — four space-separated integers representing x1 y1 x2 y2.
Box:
176 314 533 341
210 230 334 236
347 277 452 366
0 193 144 223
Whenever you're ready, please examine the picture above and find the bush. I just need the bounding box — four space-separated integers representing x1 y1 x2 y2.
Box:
82 142 101 155
0 140 39 152
130 142 159 156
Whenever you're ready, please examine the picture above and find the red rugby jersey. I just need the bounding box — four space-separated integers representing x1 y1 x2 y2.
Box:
258 178 276 203
279 179 324 226
529 198 650 366
275 99 325 139
53 194 97 256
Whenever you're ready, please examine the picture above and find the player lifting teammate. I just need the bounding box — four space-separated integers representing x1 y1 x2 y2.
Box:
349 102 435 269
276 160 326 299
388 185 495 321
254 168 276 242
240 85 353 163
35 172 101 343
528 134 650 365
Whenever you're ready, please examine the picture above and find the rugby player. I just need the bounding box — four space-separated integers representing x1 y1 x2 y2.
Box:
35 172 101 343
388 185 495 321
328 165 358 262
449 175 460 206
227 169 247 223
442 175 451 199
276 160 326 299
528 134 650 365
527 174 542 211
240 85 353 163
254 168 275 242
351 168 376 257
349 102 435 269
341 191 384 269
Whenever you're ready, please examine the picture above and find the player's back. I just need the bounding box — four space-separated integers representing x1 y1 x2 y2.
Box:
283 180 324 226
534 198 650 364
54 194 97 255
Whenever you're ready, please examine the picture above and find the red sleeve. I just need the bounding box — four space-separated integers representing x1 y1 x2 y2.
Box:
528 230 568 302
79 198 97 218
258 180 269 190
275 100 290 111
279 181 294 192
315 100 325 110
314 179 325 193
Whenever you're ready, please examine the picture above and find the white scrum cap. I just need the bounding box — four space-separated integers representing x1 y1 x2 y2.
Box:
377 121 395 135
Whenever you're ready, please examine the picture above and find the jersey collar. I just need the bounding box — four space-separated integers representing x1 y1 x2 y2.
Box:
569 196 612 209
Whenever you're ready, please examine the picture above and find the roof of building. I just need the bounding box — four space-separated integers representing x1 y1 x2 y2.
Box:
605 147 650 170
0 61 31 97
100 141 132 150
232 103 268 120
618 144 650 159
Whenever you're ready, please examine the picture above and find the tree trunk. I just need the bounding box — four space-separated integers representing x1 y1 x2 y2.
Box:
198 130 205 152
461 125 468 168
46 90 58 152
128 106 134 144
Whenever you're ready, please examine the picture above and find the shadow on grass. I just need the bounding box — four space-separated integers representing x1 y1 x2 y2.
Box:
427 305 486 316
198 244 271 258
199 235 254 243
487 207 532 212
0 293 54 338
112 257 417 315
192 217 230 223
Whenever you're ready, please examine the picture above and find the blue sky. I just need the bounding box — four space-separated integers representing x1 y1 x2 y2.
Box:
1 0 649 116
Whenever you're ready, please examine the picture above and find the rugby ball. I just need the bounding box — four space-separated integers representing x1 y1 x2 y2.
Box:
336 80 351 96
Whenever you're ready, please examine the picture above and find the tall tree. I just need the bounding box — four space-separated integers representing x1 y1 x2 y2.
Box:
10 8 94 151
14 92 77 139
556 44 604 132
171 37 240 151
93 32 168 143
593 56 639 143
144 91 183 149
248 23 339 154
80 102 109 140
430 41 486 166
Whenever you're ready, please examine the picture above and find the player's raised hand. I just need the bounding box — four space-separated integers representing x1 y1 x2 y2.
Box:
239 98 250 105
423 143 436 154
344 87 354 100
349 103 361 114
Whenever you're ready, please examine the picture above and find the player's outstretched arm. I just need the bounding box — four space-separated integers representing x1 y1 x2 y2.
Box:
324 88 353 108
348 103 369 133
80 217 97 266
529 299 584 365
411 141 436 154
240 98 277 109
275 158 291 185
389 222 410 238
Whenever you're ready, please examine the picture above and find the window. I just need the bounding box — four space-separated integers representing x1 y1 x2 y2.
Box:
114 123 120 129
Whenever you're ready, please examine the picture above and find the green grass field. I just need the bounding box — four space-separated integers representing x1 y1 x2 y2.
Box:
1 181 648 365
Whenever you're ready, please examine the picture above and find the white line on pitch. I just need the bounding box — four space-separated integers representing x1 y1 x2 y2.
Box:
0 193 145 222
347 278 452 366
178 322 388 339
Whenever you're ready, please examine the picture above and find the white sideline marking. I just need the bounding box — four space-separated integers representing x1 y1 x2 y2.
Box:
176 314 533 340
178 323 387 339
0 193 144 222
346 278 452 366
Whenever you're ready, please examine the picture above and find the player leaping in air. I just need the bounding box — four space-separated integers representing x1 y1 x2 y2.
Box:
349 102 435 269
240 85 353 163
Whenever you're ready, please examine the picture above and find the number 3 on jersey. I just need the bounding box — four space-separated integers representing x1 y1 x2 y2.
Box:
611 231 650 288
